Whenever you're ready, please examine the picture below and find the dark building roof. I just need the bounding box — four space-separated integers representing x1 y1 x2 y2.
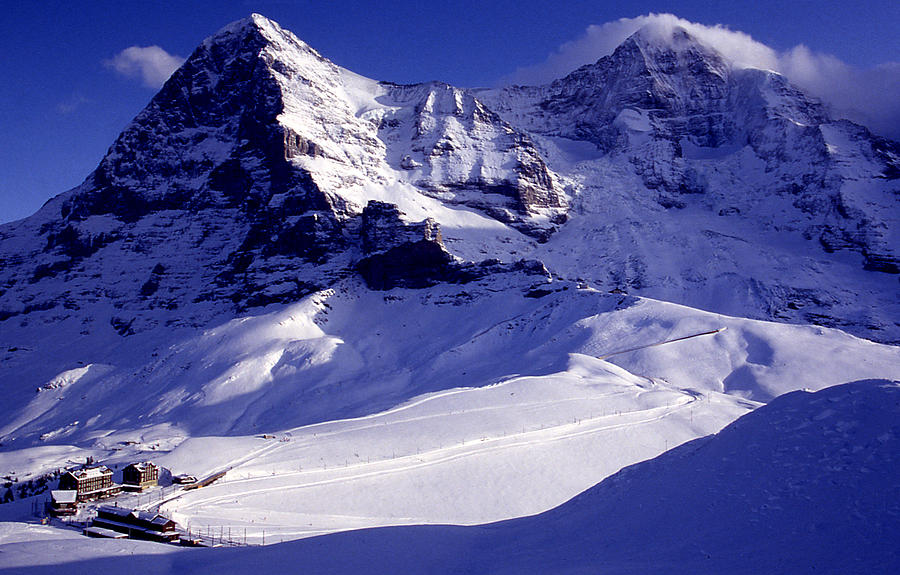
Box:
96 505 176 531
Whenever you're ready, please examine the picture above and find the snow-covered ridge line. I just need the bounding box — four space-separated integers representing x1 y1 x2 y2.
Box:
0 13 897 343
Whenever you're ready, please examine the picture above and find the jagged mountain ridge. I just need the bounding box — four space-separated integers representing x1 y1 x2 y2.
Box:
484 23 899 340
0 13 897 343
485 25 898 269
0 15 557 335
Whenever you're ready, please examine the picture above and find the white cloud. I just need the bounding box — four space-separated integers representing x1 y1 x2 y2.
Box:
778 47 900 139
505 13 900 139
505 14 778 86
105 46 185 89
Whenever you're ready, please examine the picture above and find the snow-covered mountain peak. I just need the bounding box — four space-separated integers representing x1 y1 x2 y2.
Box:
0 12 896 354
203 12 321 60
0 13 570 340
476 17 898 342
625 23 728 68
193 12 357 109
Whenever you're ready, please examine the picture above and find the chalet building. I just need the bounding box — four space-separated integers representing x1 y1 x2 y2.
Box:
89 505 179 542
122 461 159 492
58 466 121 502
48 490 78 516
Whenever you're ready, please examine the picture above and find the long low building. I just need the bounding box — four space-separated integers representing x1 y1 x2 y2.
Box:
90 505 179 542
83 526 128 539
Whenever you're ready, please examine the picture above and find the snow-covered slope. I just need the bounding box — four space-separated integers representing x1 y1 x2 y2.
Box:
3 277 897 451
0 12 898 572
2 380 896 574
497 378 900 574
1 278 897 547
190 379 894 575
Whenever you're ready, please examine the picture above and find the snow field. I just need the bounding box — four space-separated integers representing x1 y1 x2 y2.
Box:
1 282 897 557
3 283 897 483
2 381 895 574
158 355 753 543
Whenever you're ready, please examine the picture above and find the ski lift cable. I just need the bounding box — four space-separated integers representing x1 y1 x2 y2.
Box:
596 327 727 360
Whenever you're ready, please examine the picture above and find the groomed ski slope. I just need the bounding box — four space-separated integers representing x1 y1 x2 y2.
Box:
180 379 900 575
156 355 753 542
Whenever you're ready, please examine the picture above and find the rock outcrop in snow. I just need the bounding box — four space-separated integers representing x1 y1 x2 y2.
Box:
379 82 567 237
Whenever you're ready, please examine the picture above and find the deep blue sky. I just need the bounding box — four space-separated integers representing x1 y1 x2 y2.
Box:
2 0 898 224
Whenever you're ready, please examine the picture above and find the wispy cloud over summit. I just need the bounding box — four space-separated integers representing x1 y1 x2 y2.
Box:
506 14 900 139
105 45 184 89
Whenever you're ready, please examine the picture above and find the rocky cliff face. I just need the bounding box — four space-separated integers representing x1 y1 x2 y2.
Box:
0 15 558 333
1 16 347 330
481 25 898 340
378 82 566 238
0 15 897 343
356 200 453 289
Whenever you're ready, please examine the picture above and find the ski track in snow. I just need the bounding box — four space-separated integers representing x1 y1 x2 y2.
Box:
160 377 706 537
180 398 692 507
